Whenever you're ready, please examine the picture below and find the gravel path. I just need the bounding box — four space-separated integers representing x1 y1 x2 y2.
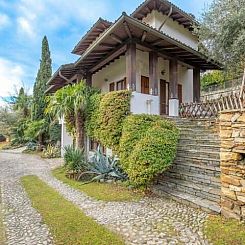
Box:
0 151 210 245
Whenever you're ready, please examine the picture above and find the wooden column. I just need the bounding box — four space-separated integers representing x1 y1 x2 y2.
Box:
149 51 158 95
76 74 83 83
193 67 200 102
169 59 178 99
85 72 92 87
126 42 136 91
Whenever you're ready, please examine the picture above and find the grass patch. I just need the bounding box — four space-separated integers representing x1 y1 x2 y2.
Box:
204 215 245 245
21 175 125 245
0 188 6 245
52 167 143 202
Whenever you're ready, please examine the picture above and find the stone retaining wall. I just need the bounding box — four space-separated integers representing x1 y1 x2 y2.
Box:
220 111 245 220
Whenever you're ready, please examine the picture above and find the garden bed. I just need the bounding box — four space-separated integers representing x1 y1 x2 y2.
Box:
21 175 125 245
52 167 143 202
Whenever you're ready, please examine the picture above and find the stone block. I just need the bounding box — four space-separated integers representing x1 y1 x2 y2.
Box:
221 198 234 210
222 207 241 220
237 195 245 203
221 174 241 186
220 130 232 138
229 185 242 192
220 152 242 161
241 180 245 187
221 187 237 200
237 113 245 122
220 113 234 122
235 138 245 144
242 206 245 217
231 113 242 122
221 141 235 149
240 129 245 137
232 129 240 138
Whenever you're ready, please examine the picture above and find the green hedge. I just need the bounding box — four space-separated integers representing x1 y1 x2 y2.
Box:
85 90 131 152
119 114 179 187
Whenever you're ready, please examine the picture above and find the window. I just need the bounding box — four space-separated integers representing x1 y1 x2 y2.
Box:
141 76 150 94
109 82 115 92
116 78 127 91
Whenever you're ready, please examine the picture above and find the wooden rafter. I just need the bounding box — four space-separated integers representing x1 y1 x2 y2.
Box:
123 22 132 39
141 31 147 42
110 33 123 44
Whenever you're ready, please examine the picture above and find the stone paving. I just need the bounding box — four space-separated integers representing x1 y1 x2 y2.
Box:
0 151 210 245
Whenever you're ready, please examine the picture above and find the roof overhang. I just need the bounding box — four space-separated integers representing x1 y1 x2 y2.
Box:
72 18 112 55
75 13 222 73
131 0 198 30
46 63 83 94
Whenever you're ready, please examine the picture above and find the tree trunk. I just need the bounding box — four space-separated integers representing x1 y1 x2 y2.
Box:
75 110 84 150
38 133 44 151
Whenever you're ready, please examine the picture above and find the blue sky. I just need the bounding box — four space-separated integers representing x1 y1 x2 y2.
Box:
0 0 212 101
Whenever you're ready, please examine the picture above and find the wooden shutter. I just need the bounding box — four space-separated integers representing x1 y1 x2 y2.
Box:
109 82 115 92
141 76 150 94
160 80 169 115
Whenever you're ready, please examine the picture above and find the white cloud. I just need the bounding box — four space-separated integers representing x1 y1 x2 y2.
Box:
15 0 110 39
0 58 24 98
0 13 10 29
17 16 36 38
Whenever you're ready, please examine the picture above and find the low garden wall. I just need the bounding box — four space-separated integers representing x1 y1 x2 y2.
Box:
220 110 245 220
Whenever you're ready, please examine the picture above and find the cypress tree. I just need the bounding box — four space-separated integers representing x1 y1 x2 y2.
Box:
32 36 52 120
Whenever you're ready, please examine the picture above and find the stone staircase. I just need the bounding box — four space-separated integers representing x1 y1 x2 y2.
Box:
153 118 221 213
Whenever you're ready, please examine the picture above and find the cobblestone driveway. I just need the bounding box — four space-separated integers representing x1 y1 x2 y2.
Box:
0 151 210 245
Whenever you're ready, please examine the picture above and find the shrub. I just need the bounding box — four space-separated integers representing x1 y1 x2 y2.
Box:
96 90 131 152
63 145 87 172
85 90 131 152
85 93 102 140
119 114 175 171
42 144 61 159
119 115 179 187
49 123 61 144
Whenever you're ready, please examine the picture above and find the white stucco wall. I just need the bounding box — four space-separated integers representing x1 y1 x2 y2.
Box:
61 121 73 157
131 92 160 115
92 56 126 92
142 10 198 50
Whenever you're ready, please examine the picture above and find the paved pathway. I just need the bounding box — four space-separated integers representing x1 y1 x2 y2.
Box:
0 151 210 245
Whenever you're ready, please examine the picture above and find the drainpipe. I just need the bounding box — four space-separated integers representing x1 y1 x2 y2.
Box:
158 6 173 31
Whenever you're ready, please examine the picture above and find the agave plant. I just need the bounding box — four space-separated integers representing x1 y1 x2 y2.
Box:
78 146 126 183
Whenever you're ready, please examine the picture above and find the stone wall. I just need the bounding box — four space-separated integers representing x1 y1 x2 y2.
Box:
220 111 245 220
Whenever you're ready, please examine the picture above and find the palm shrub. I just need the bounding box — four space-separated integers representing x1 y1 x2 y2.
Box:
119 115 179 187
46 81 99 149
63 145 87 173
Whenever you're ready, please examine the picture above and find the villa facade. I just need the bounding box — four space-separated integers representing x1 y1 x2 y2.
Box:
46 0 221 154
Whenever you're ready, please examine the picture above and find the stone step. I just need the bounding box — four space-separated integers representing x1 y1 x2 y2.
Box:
172 160 221 172
174 156 220 167
169 162 221 177
158 176 220 202
177 144 220 152
152 185 221 213
176 150 220 160
162 170 220 187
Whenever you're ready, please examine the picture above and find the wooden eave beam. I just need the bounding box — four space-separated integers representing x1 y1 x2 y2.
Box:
100 43 115 48
90 43 127 73
123 22 132 39
151 39 164 46
110 33 123 44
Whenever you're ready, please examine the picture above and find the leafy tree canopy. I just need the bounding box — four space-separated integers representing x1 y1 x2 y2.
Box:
196 0 245 74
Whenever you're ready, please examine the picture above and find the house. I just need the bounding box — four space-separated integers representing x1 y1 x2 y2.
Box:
46 0 221 154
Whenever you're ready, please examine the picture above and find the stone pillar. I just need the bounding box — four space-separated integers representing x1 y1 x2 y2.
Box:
220 110 245 220
149 51 158 95
169 59 179 117
126 42 136 91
